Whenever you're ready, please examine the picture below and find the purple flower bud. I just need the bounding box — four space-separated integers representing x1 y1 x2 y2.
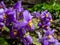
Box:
14 1 24 12
1 1 6 8
32 11 40 18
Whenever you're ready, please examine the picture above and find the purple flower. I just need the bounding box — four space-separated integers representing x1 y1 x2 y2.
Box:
44 29 54 36
44 22 51 27
40 10 52 19
55 40 60 45
0 8 5 21
32 11 40 18
14 1 24 20
14 1 24 12
10 29 18 39
26 24 34 32
37 10 52 30
0 22 4 27
6 7 17 22
23 10 34 30
42 29 56 45
0 7 5 29
13 19 28 29
0 1 7 13
1 1 6 8
19 20 27 27
12 9 34 45
43 40 48 45
21 30 33 45
23 10 33 22
12 19 27 38
25 35 33 43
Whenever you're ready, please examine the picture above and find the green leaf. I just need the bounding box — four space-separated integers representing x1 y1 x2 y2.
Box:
58 15 60 18
32 18 39 29
3 26 9 32
0 37 8 45
33 37 41 45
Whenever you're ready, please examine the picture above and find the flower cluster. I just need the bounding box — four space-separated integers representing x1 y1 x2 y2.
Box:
37 10 52 30
0 0 60 45
34 10 60 45
0 1 35 45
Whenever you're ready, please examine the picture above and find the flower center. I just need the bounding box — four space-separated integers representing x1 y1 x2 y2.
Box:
50 19 53 22
48 35 52 38
28 20 33 28
4 14 7 19
13 30 17 35
46 14 48 17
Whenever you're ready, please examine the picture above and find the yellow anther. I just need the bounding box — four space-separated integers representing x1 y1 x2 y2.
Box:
13 30 17 35
50 19 53 22
4 14 7 19
14 32 17 35
46 14 48 17
48 35 52 38
28 20 33 28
